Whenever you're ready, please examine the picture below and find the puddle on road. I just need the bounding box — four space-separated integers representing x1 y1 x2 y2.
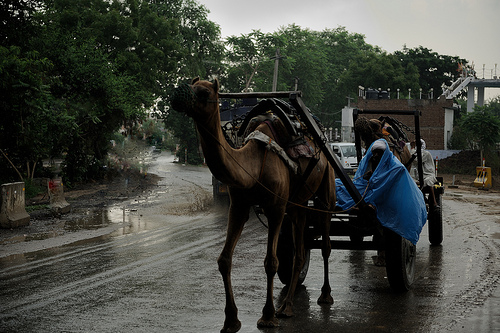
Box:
64 208 111 231
1 230 65 243
0 154 213 248
0 204 139 246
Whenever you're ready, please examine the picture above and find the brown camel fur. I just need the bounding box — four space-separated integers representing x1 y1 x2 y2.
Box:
171 78 336 332
354 117 412 168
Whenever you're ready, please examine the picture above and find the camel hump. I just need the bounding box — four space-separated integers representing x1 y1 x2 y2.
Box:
243 113 292 148
238 99 298 138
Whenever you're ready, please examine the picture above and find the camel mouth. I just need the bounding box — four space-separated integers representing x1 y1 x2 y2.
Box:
170 83 196 114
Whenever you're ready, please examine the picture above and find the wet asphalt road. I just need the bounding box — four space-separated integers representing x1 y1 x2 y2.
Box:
1 152 499 333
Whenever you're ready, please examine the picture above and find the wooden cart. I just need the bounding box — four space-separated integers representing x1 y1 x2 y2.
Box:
217 92 444 292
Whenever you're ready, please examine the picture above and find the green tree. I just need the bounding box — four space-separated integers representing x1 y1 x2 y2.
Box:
394 46 467 98
276 25 328 108
157 0 223 164
0 46 68 182
222 26 332 125
28 0 147 181
165 109 204 165
450 104 500 163
339 51 420 99
0 0 42 47
315 27 375 126
486 96 500 117
220 26 422 131
1 0 224 180
223 30 282 93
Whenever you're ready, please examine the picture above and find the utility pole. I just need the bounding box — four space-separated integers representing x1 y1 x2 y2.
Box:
346 96 354 107
271 48 285 92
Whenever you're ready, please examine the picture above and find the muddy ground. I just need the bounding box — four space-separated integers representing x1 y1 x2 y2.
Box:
0 161 497 253
1 150 499 332
0 170 157 251
1 137 498 255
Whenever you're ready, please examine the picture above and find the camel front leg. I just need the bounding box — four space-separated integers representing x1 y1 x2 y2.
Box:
218 203 250 333
257 206 285 328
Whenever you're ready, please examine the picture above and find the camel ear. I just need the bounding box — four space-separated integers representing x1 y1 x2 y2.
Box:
212 78 219 93
192 77 200 84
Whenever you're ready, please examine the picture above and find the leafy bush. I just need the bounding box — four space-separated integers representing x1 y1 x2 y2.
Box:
24 179 45 199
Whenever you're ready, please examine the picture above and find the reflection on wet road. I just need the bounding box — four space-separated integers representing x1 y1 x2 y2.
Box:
1 154 499 332
0 211 232 332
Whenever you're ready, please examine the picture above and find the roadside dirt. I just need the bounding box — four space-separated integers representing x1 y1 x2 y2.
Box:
0 149 220 258
1 147 498 257
0 170 162 248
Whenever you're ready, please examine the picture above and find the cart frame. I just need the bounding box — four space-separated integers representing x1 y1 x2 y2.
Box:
216 91 444 292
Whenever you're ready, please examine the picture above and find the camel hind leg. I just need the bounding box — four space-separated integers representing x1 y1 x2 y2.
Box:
317 165 335 305
276 207 307 318
256 204 286 328
317 209 333 304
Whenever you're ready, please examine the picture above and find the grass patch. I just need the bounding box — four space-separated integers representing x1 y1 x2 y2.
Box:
26 204 49 212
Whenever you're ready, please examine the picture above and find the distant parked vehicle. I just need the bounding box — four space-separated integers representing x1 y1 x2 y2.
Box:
329 142 358 173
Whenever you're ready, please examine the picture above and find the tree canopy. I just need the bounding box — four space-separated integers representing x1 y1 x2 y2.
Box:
450 98 500 152
221 26 460 128
394 45 467 97
0 0 222 182
1 0 484 182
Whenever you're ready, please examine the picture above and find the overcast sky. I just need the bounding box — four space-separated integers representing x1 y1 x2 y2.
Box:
200 0 499 99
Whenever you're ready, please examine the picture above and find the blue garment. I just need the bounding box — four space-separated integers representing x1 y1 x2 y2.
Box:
335 139 427 245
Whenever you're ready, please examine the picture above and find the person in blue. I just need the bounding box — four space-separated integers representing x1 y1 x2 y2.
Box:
336 139 427 247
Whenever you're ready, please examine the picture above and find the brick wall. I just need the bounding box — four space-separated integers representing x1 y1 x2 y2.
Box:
354 98 454 150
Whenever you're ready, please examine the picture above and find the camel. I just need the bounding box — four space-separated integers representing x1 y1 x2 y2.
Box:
354 116 412 168
171 78 336 332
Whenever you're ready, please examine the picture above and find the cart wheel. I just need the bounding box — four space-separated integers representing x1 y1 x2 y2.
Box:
277 224 310 286
428 194 443 246
384 228 415 292
212 182 229 207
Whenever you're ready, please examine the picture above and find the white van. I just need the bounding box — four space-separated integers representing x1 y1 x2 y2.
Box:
329 142 358 173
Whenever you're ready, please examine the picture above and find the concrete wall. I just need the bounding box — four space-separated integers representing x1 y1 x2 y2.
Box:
354 98 454 150
48 178 71 214
0 182 30 228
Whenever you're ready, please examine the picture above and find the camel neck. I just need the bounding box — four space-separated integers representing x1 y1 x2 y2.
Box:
195 105 257 188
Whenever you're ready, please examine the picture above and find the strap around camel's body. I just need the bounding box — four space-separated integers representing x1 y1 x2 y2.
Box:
245 128 323 205
244 131 299 174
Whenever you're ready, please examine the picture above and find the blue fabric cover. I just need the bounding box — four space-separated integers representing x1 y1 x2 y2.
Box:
335 139 427 245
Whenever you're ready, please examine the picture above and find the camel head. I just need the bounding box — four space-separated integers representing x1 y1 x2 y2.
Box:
354 117 383 148
170 77 219 120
